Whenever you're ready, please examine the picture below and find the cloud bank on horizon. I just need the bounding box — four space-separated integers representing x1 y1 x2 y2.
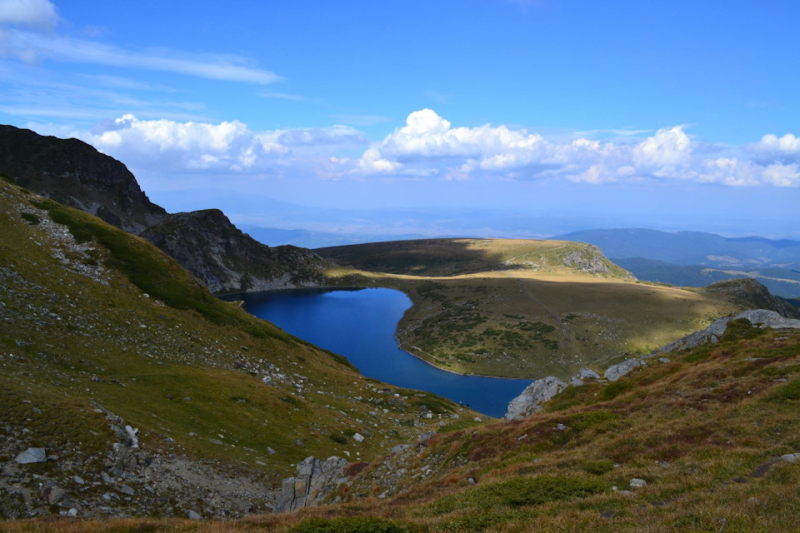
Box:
80 110 800 188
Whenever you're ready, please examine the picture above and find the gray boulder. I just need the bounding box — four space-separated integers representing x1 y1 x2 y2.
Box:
604 358 645 382
505 376 567 420
15 447 46 464
570 367 600 385
274 456 349 513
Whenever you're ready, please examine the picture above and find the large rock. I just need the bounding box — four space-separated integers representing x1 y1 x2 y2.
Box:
274 456 349 513
505 377 567 420
604 358 645 382
15 448 47 464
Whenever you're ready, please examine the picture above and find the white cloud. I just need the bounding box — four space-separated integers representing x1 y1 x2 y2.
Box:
756 133 800 154
0 0 57 30
82 115 365 177
356 109 800 187
0 29 280 84
762 163 800 187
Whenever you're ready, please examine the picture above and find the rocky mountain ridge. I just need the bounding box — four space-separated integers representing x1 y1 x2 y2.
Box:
0 124 328 294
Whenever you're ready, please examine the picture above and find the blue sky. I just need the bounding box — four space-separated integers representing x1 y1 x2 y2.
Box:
1 0 798 237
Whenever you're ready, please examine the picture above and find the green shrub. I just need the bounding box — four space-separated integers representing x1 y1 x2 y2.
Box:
329 433 347 444
0 171 15 185
20 212 40 225
600 381 633 401
291 517 412 533
567 411 618 431
584 460 615 475
721 318 767 343
429 475 605 514
770 379 800 402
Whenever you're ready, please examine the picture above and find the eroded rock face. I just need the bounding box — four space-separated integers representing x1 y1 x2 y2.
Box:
274 456 349 513
505 376 567 420
0 125 167 235
705 279 800 319
562 246 613 275
141 209 329 294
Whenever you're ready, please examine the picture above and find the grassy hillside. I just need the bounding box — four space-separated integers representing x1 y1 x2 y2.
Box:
318 238 633 279
320 240 747 379
0 180 470 519
13 314 800 531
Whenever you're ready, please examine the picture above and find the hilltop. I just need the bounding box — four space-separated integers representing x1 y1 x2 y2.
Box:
0 125 328 294
0 179 473 520
318 238 633 278
318 239 787 379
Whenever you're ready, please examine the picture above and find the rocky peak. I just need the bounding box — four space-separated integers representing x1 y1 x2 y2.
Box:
142 210 329 294
704 278 800 319
0 125 167 234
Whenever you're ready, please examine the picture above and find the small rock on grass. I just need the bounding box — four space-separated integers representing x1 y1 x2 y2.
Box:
188 510 202 520
630 478 647 489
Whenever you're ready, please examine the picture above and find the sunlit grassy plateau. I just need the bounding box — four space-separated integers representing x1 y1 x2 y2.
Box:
319 239 746 378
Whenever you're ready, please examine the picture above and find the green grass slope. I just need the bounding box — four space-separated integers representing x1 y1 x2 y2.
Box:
0 180 471 520
12 314 800 531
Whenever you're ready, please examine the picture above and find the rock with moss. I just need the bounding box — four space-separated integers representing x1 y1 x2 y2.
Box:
505 376 567 420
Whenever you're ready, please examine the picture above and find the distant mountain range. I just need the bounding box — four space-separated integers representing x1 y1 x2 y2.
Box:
558 228 800 268
559 228 800 298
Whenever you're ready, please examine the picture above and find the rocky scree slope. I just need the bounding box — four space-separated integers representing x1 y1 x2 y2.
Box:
0 124 328 294
0 180 470 520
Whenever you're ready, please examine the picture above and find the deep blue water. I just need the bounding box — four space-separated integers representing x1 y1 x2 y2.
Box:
224 288 530 418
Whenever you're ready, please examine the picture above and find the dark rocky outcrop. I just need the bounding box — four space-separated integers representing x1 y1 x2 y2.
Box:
704 278 800 319
0 125 167 234
142 209 328 294
0 124 329 293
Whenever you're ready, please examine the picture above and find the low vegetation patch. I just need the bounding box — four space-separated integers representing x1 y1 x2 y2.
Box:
429 475 605 514
291 517 414 533
600 381 633 401
769 378 800 402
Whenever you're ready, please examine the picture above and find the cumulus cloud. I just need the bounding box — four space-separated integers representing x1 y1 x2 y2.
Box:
62 111 800 188
83 115 365 177
754 134 800 165
0 0 57 30
355 109 800 187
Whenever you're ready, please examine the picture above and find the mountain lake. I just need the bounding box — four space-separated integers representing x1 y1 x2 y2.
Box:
223 288 530 418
